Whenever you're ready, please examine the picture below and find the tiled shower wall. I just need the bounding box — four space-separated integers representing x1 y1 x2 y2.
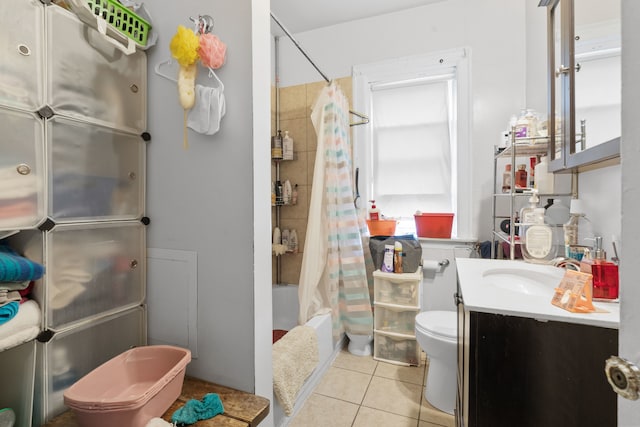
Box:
272 77 353 285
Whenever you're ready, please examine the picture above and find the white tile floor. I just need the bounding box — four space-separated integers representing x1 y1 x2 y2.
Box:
288 347 455 427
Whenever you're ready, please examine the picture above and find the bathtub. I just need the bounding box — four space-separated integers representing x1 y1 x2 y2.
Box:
272 284 343 427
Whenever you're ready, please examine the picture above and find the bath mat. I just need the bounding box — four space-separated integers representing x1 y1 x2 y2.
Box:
273 329 288 344
272 325 319 416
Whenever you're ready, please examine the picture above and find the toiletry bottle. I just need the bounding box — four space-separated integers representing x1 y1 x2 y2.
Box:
520 191 555 263
544 198 570 256
289 229 298 253
292 184 298 205
275 180 283 205
515 164 528 189
393 241 403 274
502 164 512 193
283 180 292 205
519 190 544 239
273 227 281 245
283 131 294 160
579 237 619 300
534 155 554 194
381 244 394 272
529 156 537 188
271 130 283 159
525 108 539 138
563 199 594 260
515 109 529 138
271 182 276 206
369 200 380 221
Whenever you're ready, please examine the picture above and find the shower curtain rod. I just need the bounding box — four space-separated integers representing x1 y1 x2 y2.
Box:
270 12 369 127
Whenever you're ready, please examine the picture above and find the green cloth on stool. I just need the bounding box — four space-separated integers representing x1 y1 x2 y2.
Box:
171 393 224 425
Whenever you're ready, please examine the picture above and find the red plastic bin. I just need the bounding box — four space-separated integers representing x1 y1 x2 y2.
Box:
414 213 454 238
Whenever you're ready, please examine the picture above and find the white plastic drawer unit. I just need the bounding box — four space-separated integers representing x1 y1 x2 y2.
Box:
374 331 421 367
373 268 422 308
0 0 45 112
48 116 145 222
374 304 420 337
0 107 46 232
36 307 146 423
44 221 146 330
46 4 147 133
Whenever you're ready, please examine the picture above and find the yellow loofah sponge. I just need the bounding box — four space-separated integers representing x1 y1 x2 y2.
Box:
170 25 200 67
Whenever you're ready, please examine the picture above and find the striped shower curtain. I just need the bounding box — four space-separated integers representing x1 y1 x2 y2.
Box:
298 81 374 341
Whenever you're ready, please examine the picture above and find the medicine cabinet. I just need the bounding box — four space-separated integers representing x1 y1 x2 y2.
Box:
541 0 621 172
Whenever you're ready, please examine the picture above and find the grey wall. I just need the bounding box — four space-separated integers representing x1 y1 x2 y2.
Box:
145 0 259 392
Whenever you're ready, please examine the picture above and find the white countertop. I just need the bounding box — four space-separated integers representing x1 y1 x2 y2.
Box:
456 258 620 329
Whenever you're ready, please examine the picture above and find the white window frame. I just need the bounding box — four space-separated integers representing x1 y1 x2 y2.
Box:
352 48 472 239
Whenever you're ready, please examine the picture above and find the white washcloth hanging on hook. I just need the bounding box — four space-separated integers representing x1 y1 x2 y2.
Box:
155 61 226 136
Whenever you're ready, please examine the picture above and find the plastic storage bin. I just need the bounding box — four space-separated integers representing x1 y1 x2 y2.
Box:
414 213 454 238
374 304 420 336
373 269 422 308
0 107 45 232
374 331 421 366
0 341 36 427
33 306 146 424
64 345 190 427
43 221 146 330
366 219 397 236
46 4 147 133
0 0 45 112
48 116 145 222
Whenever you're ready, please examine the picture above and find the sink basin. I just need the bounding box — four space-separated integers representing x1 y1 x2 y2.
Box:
482 268 562 297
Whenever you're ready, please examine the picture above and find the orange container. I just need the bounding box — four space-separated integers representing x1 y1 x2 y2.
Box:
367 219 397 236
414 213 454 238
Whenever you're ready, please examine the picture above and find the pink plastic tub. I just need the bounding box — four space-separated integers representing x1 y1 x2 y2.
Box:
64 345 191 427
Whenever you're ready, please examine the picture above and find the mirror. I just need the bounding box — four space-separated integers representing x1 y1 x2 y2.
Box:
573 0 621 153
543 0 620 171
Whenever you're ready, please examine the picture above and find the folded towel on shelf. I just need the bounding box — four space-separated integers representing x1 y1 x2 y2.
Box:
171 393 224 425
0 245 45 282
0 280 31 292
0 300 41 352
272 325 319 416
0 290 21 305
0 302 19 325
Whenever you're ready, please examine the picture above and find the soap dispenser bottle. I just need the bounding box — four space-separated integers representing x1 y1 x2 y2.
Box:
369 200 380 221
580 237 619 301
520 190 556 263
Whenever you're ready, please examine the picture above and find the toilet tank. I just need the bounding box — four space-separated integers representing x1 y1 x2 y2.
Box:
420 239 477 311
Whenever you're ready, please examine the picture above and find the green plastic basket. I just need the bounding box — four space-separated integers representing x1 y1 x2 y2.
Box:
85 0 151 46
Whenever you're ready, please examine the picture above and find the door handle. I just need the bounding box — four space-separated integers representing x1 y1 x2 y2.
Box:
605 356 640 400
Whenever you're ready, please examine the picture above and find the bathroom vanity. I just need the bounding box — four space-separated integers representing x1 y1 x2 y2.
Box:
455 259 619 427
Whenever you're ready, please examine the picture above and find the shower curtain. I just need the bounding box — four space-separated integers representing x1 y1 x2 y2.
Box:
298 81 373 341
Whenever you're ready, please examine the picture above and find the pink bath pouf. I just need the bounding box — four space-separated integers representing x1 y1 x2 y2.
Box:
198 33 227 69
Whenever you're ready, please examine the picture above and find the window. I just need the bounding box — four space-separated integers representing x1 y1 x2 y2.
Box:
353 49 471 238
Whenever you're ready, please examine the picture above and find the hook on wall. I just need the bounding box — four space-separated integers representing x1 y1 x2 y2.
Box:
189 15 214 35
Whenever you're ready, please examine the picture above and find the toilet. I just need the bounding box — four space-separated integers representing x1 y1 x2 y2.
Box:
346 332 373 356
415 311 457 414
414 241 476 415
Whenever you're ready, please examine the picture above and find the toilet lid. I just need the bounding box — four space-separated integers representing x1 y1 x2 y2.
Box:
415 311 457 339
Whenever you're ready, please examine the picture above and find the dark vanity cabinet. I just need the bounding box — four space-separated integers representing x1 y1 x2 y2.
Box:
456 291 617 427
